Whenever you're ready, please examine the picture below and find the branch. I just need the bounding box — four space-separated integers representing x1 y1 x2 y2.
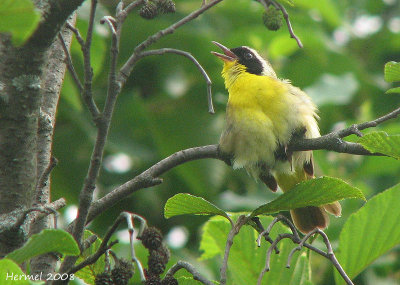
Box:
290 106 400 154
269 0 303 48
220 215 249 285
166 261 215 285
68 213 125 274
138 48 214 113
118 0 224 85
83 145 220 226
58 33 83 92
26 0 86 51
257 218 354 285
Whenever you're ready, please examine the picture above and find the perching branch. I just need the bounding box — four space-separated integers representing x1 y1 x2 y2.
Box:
166 261 215 285
289 106 400 154
76 102 400 227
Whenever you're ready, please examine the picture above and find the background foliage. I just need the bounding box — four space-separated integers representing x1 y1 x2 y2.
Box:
45 0 400 283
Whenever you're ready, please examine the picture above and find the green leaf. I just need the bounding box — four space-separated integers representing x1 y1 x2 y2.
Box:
0 0 40 46
335 183 400 284
359 131 400 159
385 87 400 94
6 230 79 264
74 230 104 285
199 215 308 285
251 177 365 217
164 193 230 220
384 61 400 83
290 252 313 285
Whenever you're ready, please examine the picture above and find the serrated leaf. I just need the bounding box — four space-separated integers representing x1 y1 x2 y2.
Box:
385 87 400 94
6 230 79 264
335 183 400 284
384 61 400 83
200 215 305 284
359 132 400 159
164 193 229 220
251 177 365 217
0 0 41 46
74 230 104 285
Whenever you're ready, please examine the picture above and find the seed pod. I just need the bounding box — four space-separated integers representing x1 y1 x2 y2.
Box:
139 1 159 19
111 258 134 285
161 275 179 285
138 227 163 250
262 6 283 31
158 0 176 14
94 272 113 285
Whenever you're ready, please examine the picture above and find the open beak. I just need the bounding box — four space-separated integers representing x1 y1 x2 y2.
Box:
211 41 238 62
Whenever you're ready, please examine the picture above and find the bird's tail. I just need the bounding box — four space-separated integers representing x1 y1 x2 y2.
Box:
275 163 341 234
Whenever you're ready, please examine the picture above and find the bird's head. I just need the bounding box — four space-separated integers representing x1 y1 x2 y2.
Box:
211 41 277 80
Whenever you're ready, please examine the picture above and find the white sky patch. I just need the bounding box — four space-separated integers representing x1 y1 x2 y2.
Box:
352 15 383 38
104 153 132 173
166 226 188 249
388 17 400 33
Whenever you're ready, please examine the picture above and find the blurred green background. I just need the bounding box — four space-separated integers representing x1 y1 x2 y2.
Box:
54 0 400 283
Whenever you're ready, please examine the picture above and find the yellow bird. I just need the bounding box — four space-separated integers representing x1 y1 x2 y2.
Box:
212 41 341 234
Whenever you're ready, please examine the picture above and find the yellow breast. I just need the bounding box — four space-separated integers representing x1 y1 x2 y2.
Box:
219 71 295 169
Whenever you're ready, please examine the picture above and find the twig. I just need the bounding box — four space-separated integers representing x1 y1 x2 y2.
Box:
82 234 98 252
289 106 400 154
317 230 354 285
68 213 125 274
120 0 145 21
138 48 214 113
34 156 58 204
269 0 303 48
166 260 215 285
65 6 122 273
58 33 83 92
256 218 354 285
117 0 224 85
220 215 249 285
125 213 146 281
65 21 100 120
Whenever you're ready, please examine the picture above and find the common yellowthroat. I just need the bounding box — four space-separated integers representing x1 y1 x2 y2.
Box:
212 41 341 234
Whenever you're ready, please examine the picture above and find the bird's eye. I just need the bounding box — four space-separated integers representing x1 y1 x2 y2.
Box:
244 52 253 60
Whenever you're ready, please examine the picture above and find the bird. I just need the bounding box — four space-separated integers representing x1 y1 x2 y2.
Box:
211 41 341 234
